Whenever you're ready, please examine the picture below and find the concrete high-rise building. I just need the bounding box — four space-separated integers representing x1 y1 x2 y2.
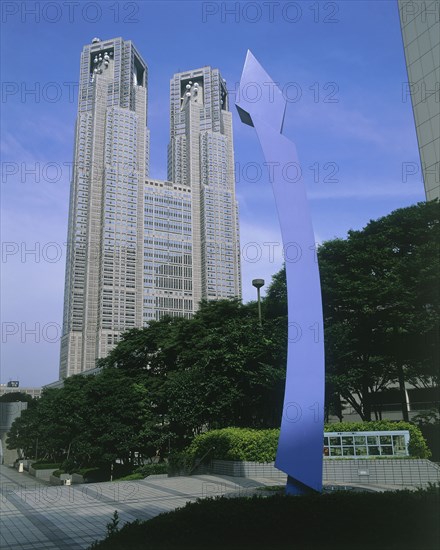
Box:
398 0 440 201
60 42 241 379
167 67 241 306
143 67 241 323
60 37 149 379
143 178 194 321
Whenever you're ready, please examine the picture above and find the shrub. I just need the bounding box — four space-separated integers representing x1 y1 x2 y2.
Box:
419 424 440 462
61 458 79 474
185 423 430 463
114 463 168 481
78 467 108 482
52 469 64 478
187 428 279 462
106 511 120 537
168 451 196 475
325 421 431 458
88 486 440 549
135 463 168 477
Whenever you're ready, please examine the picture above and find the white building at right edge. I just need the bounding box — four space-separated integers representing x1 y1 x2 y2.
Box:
398 0 440 201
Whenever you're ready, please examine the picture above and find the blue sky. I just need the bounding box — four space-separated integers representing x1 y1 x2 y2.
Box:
1 1 425 386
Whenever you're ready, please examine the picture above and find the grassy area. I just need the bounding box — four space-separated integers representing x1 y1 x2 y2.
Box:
89 486 439 550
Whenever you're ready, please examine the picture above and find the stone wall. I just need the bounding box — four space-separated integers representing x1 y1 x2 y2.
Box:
29 466 58 481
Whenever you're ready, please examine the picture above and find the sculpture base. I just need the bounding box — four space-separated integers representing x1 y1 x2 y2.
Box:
286 475 317 496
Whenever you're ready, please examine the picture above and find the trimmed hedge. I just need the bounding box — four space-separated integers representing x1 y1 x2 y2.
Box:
89 486 440 550
187 428 279 462
184 422 430 463
79 467 108 482
31 462 61 470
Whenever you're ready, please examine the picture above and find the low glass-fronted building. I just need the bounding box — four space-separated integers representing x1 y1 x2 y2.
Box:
324 430 410 458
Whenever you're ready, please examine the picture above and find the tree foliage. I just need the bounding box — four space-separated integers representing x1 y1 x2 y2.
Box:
265 201 439 420
0 392 34 403
7 370 158 468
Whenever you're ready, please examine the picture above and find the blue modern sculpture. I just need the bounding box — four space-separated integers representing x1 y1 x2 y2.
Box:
236 51 325 495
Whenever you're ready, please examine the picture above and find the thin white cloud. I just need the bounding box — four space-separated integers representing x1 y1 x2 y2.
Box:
285 101 417 156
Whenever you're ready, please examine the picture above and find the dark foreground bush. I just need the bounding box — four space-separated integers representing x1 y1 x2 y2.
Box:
89 486 439 550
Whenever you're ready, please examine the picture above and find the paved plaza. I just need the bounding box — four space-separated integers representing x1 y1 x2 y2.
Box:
0 464 281 549
1 462 421 549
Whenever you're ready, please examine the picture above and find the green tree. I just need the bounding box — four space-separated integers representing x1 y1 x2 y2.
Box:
167 313 285 439
0 392 34 403
6 402 40 459
7 370 161 469
101 299 287 447
76 368 157 468
263 201 439 421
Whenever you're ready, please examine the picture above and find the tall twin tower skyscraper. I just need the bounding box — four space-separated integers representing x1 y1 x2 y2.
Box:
60 37 241 379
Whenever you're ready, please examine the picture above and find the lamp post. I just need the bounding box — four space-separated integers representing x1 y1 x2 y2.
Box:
252 279 265 327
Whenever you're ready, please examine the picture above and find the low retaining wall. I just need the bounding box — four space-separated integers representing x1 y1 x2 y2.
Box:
212 460 286 479
49 475 63 485
71 473 85 484
14 459 33 471
49 473 85 485
210 459 440 487
29 466 59 481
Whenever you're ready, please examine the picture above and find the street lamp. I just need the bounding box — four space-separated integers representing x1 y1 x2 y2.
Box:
252 279 265 327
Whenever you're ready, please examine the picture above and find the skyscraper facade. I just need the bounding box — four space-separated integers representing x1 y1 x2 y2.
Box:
143 178 194 322
168 67 241 305
60 38 149 378
60 40 241 379
398 0 440 201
